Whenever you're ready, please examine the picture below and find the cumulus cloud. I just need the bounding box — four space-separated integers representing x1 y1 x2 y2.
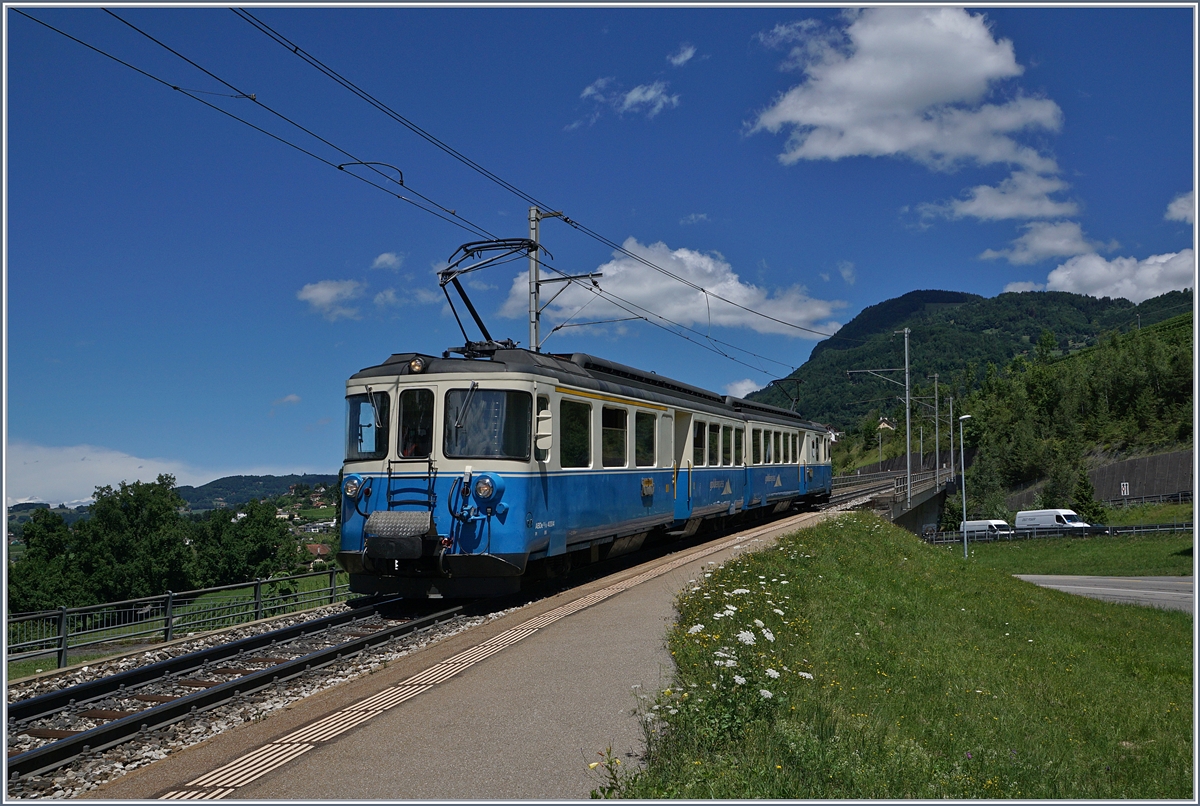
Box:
979 221 1112 265
1043 249 1195 303
1166 190 1195 225
499 237 844 339
930 171 1079 221
297 279 364 321
372 252 403 270
272 394 301 406
837 260 856 285
680 213 709 225
668 43 697 67
725 379 764 399
752 8 1059 172
1003 281 1045 293
5 441 308 507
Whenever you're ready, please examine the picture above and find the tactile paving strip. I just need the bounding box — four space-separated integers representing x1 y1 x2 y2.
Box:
158 511 822 798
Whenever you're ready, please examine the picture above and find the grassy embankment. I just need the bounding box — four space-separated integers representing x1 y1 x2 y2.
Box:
604 512 1192 799
966 532 1193 577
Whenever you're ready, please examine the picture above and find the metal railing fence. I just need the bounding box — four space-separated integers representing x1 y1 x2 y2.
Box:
923 522 1194 545
1103 490 1192 508
7 569 351 669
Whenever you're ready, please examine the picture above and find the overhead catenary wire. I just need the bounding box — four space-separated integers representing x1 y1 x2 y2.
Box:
12 8 494 241
231 7 862 346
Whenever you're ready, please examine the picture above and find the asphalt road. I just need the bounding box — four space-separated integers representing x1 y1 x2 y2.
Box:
1015 575 1194 612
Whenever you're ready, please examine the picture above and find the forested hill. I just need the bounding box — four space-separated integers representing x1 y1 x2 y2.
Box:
175 473 339 510
749 289 1193 430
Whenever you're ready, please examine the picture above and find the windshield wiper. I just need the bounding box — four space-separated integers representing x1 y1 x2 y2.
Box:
454 381 479 430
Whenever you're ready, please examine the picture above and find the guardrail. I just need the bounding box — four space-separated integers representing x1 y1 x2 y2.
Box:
7 569 351 669
1103 490 1192 507
923 522 1194 545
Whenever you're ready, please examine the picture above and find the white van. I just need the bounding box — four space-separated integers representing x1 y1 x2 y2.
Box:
1014 509 1090 530
960 519 1014 538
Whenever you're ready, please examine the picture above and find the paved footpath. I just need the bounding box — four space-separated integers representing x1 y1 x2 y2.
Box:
88 510 835 801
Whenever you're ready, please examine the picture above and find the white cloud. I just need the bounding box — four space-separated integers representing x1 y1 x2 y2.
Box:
1003 281 1045 293
1043 249 1195 303
931 170 1079 221
297 279 364 321
5 441 310 507
574 77 680 126
752 7 1061 174
837 260 856 285
372 252 403 270
272 394 301 406
818 272 831 282
1166 190 1195 225
374 288 399 307
620 82 680 118
725 379 764 399
680 213 709 225
499 237 845 339
668 43 696 67
979 221 1112 265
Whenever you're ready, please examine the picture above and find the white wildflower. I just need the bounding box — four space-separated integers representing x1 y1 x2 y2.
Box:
733 675 746 685
798 671 813 680
731 588 750 595
760 689 773 699
761 628 775 642
765 668 780 679
723 660 738 667
713 650 730 658
754 619 765 628
737 630 756 645
688 624 704 634
773 609 785 616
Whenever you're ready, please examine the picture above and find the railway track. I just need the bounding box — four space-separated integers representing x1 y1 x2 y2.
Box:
7 600 462 780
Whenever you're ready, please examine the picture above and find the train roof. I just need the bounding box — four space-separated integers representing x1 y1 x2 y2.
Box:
350 348 828 431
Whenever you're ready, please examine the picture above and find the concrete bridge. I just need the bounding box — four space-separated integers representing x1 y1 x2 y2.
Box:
831 470 953 534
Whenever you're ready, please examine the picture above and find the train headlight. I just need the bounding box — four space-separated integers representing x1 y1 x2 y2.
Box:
471 472 505 506
408 357 427 374
344 474 364 499
474 477 494 500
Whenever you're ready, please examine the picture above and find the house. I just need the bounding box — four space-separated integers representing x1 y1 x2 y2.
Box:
304 543 331 559
877 417 896 431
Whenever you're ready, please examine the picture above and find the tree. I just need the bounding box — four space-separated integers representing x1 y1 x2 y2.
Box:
192 499 303 587
6 509 90 612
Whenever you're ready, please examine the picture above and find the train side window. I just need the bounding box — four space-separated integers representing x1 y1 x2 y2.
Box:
398 389 434 459
783 432 790 464
708 423 721 467
734 428 744 466
764 431 772 463
721 425 732 466
752 428 762 464
535 395 550 462
602 407 628 467
693 421 706 466
560 399 591 468
773 432 782 464
635 411 655 467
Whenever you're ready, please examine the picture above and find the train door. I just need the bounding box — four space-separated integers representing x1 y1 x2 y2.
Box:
673 411 692 520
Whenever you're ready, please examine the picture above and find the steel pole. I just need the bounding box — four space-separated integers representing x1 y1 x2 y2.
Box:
528 207 540 352
960 415 971 559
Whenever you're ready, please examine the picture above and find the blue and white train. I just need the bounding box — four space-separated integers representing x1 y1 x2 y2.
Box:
337 348 832 598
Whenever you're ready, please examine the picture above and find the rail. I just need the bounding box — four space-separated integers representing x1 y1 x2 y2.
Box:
7 569 351 669
1103 490 1192 507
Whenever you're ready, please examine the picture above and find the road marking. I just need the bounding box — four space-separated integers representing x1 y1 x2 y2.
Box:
158 510 830 798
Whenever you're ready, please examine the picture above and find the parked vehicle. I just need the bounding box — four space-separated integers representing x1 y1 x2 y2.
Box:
1014 509 1090 530
959 519 1014 538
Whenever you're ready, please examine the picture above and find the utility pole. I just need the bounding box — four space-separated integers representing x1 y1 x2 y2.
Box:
933 374 940 487
529 207 563 352
848 327 913 507
898 328 912 508
948 395 954 479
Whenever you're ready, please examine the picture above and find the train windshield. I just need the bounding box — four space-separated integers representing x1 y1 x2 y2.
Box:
346 391 390 461
444 388 532 461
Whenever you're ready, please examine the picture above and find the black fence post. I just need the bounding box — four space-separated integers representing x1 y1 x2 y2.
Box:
164 591 175 642
254 579 263 621
56 606 68 669
329 568 336 605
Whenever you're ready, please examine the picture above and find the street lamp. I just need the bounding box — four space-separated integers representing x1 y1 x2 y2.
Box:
959 414 972 559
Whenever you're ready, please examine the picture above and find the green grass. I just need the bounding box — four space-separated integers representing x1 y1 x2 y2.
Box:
966 533 1194 577
298 506 336 520
608 512 1192 799
1102 502 1192 527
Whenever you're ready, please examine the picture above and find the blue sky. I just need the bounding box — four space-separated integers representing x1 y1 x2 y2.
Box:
4 5 1196 505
